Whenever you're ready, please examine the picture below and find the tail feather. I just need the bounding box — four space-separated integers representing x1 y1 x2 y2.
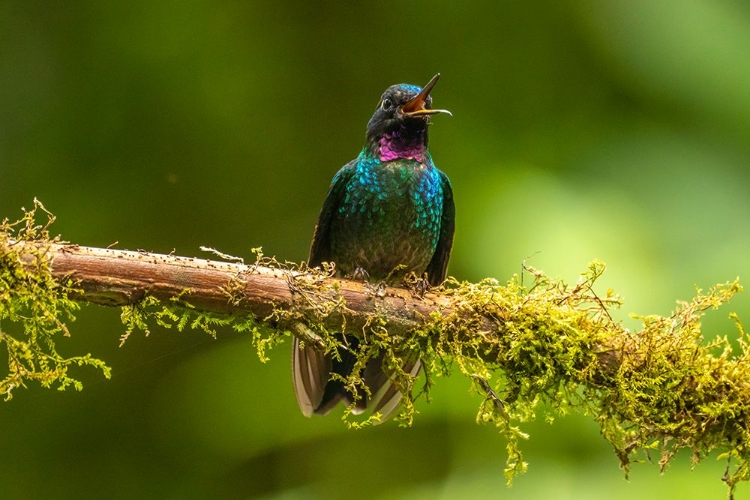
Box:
292 337 330 417
291 335 419 422
368 357 422 423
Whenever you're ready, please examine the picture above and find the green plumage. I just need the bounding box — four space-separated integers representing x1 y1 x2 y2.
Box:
311 153 452 284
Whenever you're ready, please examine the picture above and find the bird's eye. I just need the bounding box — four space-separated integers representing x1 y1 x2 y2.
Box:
381 98 393 111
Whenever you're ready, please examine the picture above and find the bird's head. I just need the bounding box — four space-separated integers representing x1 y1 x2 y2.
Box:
365 74 451 161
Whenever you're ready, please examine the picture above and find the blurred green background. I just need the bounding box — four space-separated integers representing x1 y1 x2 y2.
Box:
2 0 750 498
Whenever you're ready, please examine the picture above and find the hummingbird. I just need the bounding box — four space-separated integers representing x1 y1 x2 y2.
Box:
292 74 455 422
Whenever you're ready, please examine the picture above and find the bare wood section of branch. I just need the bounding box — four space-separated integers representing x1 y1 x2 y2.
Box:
23 242 454 334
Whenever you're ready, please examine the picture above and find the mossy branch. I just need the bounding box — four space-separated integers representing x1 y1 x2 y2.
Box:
3 200 750 498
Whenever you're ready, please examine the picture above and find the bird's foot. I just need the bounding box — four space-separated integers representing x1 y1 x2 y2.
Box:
351 267 370 282
404 272 431 298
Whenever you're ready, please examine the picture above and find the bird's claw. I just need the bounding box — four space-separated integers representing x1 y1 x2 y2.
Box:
351 267 370 282
404 273 431 298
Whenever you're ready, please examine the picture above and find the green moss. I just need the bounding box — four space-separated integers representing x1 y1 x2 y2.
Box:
0 200 110 399
415 263 748 497
4 202 750 498
281 257 750 497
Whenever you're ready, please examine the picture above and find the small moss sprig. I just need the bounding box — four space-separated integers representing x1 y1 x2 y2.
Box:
0 199 110 399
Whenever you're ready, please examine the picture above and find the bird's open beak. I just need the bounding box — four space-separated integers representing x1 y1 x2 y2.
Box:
401 73 452 117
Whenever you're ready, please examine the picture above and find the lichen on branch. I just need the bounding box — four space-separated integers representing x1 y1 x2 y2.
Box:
2 200 750 498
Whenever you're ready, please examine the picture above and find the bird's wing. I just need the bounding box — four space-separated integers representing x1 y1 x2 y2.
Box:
425 170 455 286
308 161 357 268
294 162 356 417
